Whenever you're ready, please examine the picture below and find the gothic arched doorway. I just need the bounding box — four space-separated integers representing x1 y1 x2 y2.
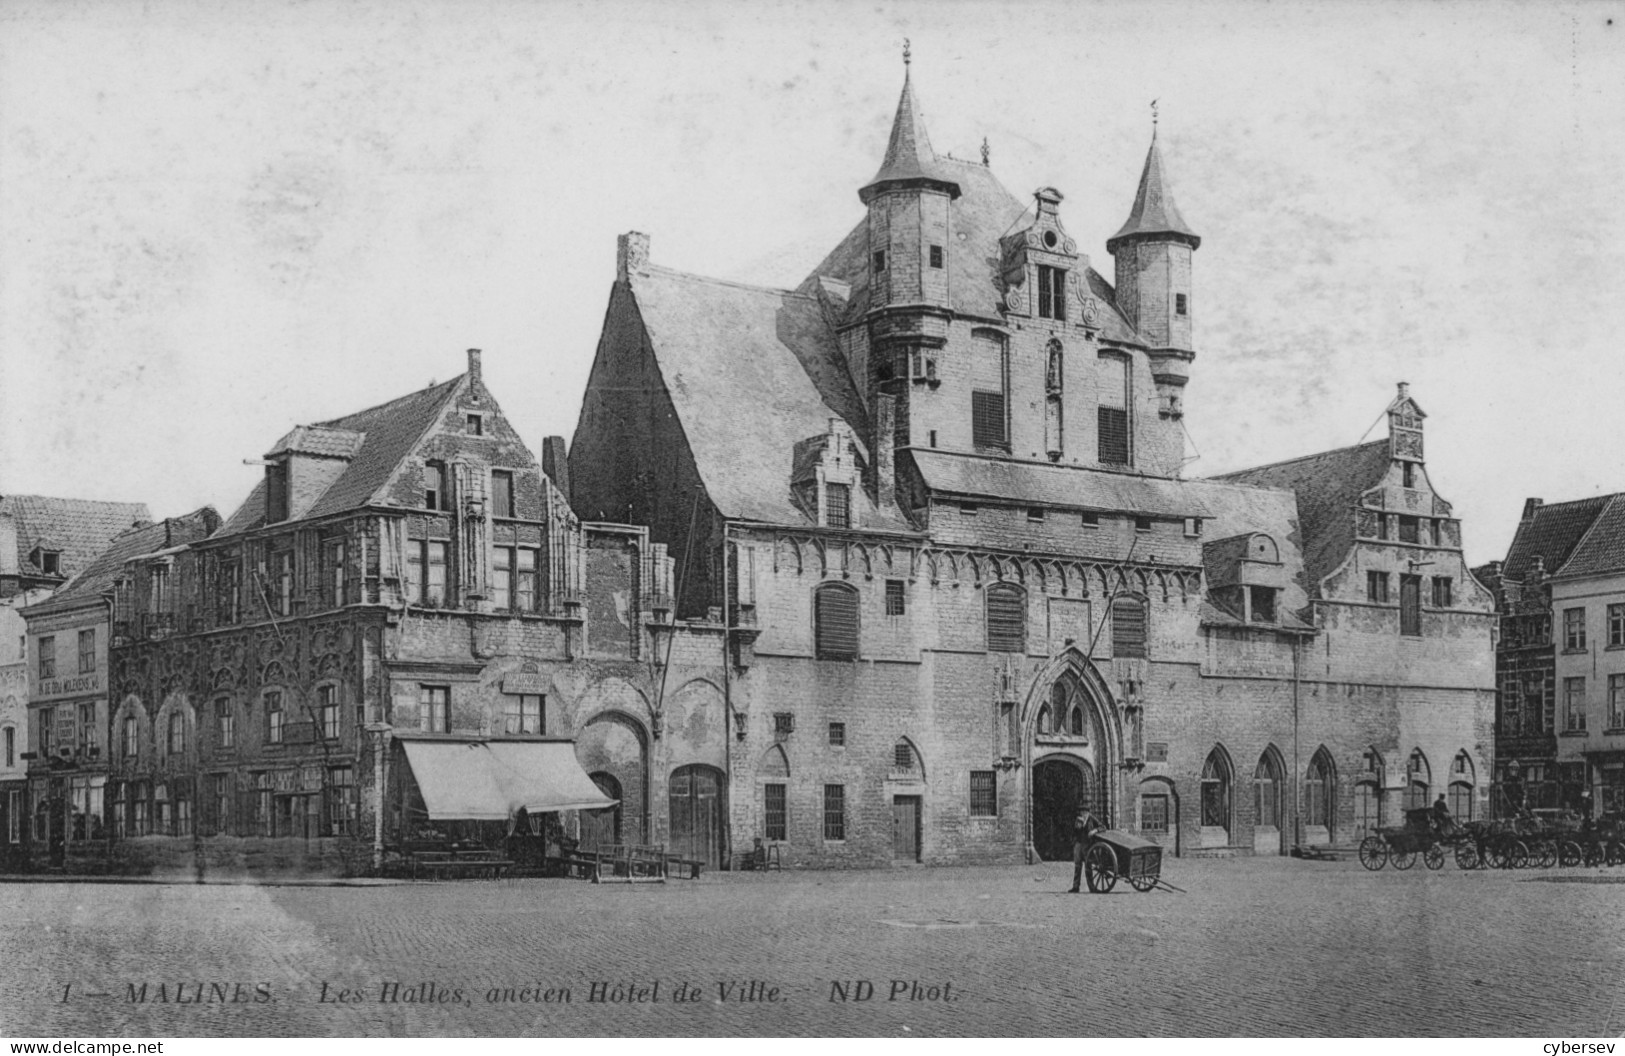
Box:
669 764 726 871
580 772 622 851
1032 756 1098 861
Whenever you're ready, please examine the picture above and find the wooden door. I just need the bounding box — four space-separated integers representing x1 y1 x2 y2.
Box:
892 796 921 861
669 765 724 870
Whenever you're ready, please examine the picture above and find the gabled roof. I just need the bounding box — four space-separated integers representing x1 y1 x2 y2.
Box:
1554 494 1625 580
1209 441 1391 600
0 495 151 581
1106 133 1201 254
1502 495 1613 584
24 507 219 615
858 66 961 204
1179 476 1313 618
629 265 912 532
910 450 1210 519
218 377 463 534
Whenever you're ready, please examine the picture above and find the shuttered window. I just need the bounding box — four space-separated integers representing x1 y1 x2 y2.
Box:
985 583 1026 653
1098 406 1129 465
814 583 859 659
972 390 1007 449
1111 596 1147 658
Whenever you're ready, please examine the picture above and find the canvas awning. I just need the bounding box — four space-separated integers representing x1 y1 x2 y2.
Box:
399 739 617 821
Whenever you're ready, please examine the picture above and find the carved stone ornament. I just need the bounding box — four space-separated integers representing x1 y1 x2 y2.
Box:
1081 298 1101 326
1004 287 1026 313
1393 430 1424 459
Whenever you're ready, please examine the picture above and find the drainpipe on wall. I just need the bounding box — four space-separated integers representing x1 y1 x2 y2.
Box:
1292 635 1302 850
721 519 733 871
366 722 389 873
101 590 116 869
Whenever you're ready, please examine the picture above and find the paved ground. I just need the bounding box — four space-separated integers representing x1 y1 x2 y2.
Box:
2 855 1623 1037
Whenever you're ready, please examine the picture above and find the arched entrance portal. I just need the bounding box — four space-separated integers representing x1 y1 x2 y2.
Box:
669 764 726 871
1031 757 1099 861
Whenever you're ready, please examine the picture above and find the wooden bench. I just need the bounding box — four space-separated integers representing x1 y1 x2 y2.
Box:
551 852 600 880
664 854 704 879
593 844 668 883
411 849 513 880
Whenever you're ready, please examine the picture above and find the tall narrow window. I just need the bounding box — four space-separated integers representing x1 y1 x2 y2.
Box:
516 547 538 611
1045 340 1064 458
466 413 484 436
271 550 294 616
823 784 846 841
814 583 859 660
493 547 514 609
972 391 1007 449
265 461 290 522
217 560 241 624
1367 571 1390 603
1431 577 1452 608
1037 265 1067 320
1111 596 1148 658
77 702 96 753
491 470 515 518
985 583 1026 653
970 329 1009 450
3 727 12 768
884 579 906 616
78 629 95 674
824 484 850 529
1609 603 1625 648
319 685 340 740
1402 462 1415 488
423 461 449 511
216 698 234 749
1565 677 1587 732
1097 353 1130 466
970 771 997 817
1175 293 1188 316
1564 608 1587 650
1399 574 1422 637
928 245 943 269
324 539 347 608
122 715 137 760
421 685 450 733
38 636 54 680
167 712 185 756
1608 674 1625 731
266 692 284 744
765 783 787 841
329 767 355 836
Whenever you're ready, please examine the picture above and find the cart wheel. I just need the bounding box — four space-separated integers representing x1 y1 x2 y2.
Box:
1507 840 1530 869
1358 836 1388 871
1484 840 1506 869
1391 847 1417 870
1536 841 1558 869
1607 841 1625 868
1583 842 1605 868
1559 841 1583 868
1083 842 1117 893
1423 844 1445 870
1454 841 1480 870
1129 875 1158 893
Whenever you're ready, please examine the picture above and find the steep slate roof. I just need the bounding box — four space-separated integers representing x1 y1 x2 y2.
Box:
858 65 961 202
1106 133 1201 253
1555 494 1625 579
1180 477 1314 619
910 450 1210 519
218 377 463 535
1502 495 1613 583
1209 441 1391 600
0 495 151 580
25 507 219 615
631 266 912 532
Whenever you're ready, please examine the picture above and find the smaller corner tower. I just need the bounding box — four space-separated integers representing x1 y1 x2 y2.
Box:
1108 113 1200 420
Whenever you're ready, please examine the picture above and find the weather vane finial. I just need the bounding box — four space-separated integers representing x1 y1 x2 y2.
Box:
980 136 990 167
1152 98 1160 131
903 38 911 67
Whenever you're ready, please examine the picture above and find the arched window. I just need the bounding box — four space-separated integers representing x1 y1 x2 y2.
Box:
1201 747 1232 835
1449 751 1475 820
121 714 139 761
1306 747 1336 833
1035 704 1053 735
1069 706 1084 736
1404 749 1431 812
814 582 859 660
1254 750 1283 830
167 712 185 756
1111 596 1147 658
985 583 1026 653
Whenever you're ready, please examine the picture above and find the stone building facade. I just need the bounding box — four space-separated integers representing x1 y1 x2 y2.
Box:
568 59 1496 866
27 351 731 876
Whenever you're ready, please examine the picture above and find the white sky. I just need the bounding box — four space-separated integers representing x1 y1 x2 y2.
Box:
2 0 1622 567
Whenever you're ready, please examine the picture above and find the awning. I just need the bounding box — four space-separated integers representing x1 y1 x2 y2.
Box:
399 739 617 821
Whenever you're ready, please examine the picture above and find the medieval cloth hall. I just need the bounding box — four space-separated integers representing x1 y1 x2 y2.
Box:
568 58 1496 866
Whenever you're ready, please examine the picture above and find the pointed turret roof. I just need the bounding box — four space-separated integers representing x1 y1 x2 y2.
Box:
858 61 961 204
1106 132 1200 253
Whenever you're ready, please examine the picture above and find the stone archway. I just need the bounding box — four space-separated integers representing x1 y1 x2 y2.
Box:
1031 756 1098 861
1020 648 1125 863
574 711 649 844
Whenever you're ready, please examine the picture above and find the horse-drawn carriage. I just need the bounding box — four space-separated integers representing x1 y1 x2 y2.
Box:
1358 807 1468 871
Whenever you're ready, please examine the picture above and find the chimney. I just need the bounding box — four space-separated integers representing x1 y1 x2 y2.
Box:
617 232 650 283
1397 381 1409 399
467 348 482 387
0 510 17 576
873 394 898 515
542 435 571 504
1521 497 1544 522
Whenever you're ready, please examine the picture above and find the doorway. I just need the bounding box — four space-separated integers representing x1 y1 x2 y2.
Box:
669 764 725 871
1032 757 1096 861
580 772 622 851
892 795 921 861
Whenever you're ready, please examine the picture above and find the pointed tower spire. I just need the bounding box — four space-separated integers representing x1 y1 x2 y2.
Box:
1105 125 1200 254
858 46 961 204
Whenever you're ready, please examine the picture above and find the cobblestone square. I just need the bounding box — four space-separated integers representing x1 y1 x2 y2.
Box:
4 856 1624 1037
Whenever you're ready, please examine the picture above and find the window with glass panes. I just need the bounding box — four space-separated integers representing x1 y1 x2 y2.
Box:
421 685 450 732
1565 677 1587 731
78 629 95 674
1367 571 1389 603
489 545 540 611
824 484 850 529
323 539 347 607
215 773 232 835
122 715 137 759
1609 603 1625 648
1140 793 1169 832
823 784 846 840
970 771 997 816
329 766 355 835
491 470 515 518
884 579 905 616
167 712 185 755
1565 608 1587 650
78 701 97 753
265 691 285 743
764 783 787 841
1611 674 1625 731
318 685 340 740
407 539 449 605
828 722 845 746
503 694 543 735
1431 577 1452 608
38 636 54 680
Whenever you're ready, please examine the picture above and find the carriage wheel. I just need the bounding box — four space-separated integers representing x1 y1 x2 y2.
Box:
1536 841 1558 869
1359 836 1388 871
1423 844 1446 870
1129 875 1158 893
1083 842 1117 894
1507 840 1530 869
1484 840 1507 869
1454 841 1481 870
1583 842 1605 868
1391 847 1417 870
1559 841 1583 868
1607 841 1625 868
